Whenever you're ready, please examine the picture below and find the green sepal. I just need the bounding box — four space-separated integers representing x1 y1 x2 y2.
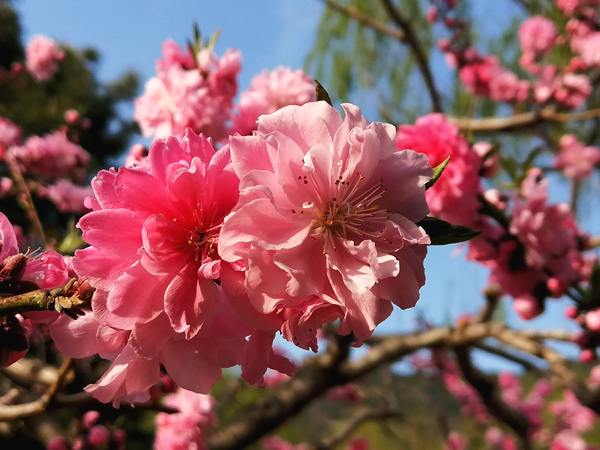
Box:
314 80 333 106
425 157 450 191
416 216 482 245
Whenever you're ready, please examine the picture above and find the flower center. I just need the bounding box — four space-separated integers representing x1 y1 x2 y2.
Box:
313 174 390 250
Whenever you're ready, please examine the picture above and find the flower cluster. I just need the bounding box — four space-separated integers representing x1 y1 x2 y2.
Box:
469 169 590 319
134 39 241 143
433 2 595 110
154 389 216 450
229 66 315 136
58 101 433 404
25 35 65 81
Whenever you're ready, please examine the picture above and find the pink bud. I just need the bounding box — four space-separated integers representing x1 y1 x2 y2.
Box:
564 305 579 320
573 331 588 347
47 437 69 450
580 349 595 363
88 425 110 447
547 277 568 297
64 109 80 124
513 297 542 320
82 410 100 429
438 38 451 52
427 6 438 24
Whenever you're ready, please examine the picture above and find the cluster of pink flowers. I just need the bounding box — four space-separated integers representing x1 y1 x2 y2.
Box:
396 113 482 227
3 126 94 213
134 39 241 142
229 67 315 136
38 180 95 214
154 389 216 450
0 117 21 149
10 131 90 181
433 4 596 110
553 134 600 180
53 101 433 404
25 35 65 81
134 36 316 145
469 169 590 319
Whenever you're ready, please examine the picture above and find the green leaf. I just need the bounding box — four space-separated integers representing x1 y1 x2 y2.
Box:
207 29 221 52
416 216 482 245
314 80 333 106
425 157 450 190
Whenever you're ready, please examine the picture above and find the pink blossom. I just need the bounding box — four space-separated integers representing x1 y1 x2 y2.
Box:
396 113 482 227
230 67 315 136
135 41 241 142
588 365 600 387
10 131 90 180
67 131 292 403
551 430 594 450
261 437 311 450
0 117 21 149
519 17 557 56
220 102 432 349
154 389 216 450
574 32 600 67
556 0 600 17
39 180 94 214
586 309 600 331
25 35 64 81
551 391 596 432
327 383 363 402
534 66 592 109
510 168 585 288
446 432 468 450
554 134 600 179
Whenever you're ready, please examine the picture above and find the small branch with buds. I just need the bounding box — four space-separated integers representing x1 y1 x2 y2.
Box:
0 278 94 318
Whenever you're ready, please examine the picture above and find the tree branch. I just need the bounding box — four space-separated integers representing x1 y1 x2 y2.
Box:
0 358 72 421
449 107 600 132
454 347 532 449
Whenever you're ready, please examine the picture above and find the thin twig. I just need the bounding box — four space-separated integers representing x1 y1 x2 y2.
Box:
0 358 72 421
314 407 402 450
379 0 442 113
4 150 48 249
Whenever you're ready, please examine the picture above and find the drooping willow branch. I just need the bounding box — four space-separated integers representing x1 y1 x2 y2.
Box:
322 0 406 43
379 0 443 113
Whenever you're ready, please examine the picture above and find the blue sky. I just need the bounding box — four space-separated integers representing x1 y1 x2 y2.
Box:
13 1 324 90
12 0 588 368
